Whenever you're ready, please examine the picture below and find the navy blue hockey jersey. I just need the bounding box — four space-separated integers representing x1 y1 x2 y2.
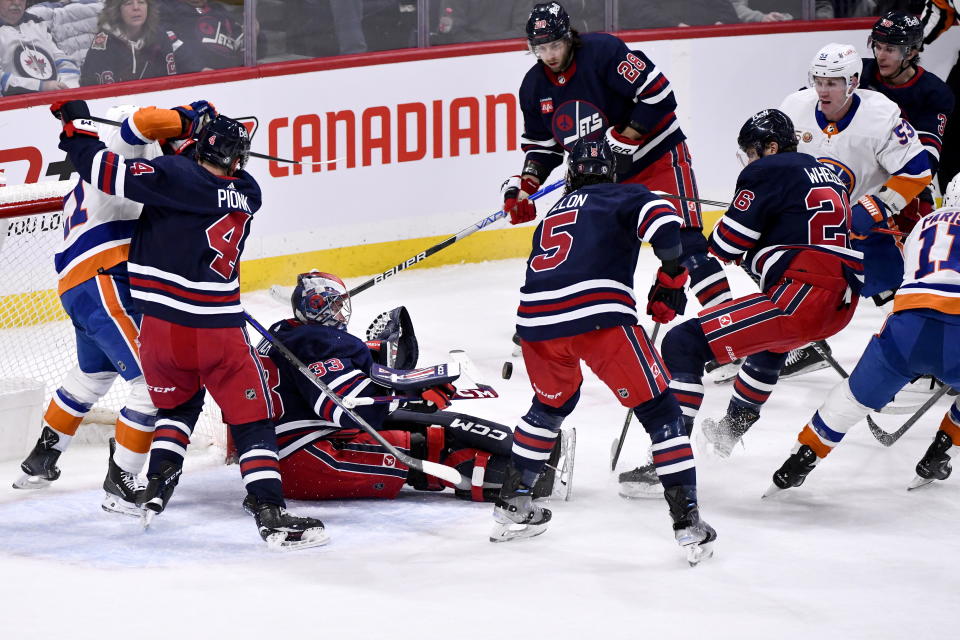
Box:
861 59 954 176
709 152 863 290
517 183 681 342
59 134 262 328
519 32 685 181
257 320 390 461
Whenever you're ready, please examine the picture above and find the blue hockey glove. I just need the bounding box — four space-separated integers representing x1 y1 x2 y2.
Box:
850 194 893 236
171 100 218 139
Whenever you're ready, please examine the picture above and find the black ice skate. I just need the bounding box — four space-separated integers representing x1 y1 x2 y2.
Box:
705 357 743 384
908 430 955 491
697 405 759 458
779 343 831 379
490 466 551 543
13 426 63 490
664 485 716 567
136 460 182 529
533 427 576 501
764 444 819 497
242 494 329 550
102 438 145 517
618 452 662 500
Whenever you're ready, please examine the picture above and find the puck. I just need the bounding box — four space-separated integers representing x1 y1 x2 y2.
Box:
501 361 513 380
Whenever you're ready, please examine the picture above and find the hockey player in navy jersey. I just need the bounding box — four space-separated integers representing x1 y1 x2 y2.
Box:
620 110 867 496
51 101 326 549
861 11 954 234
492 137 716 565
501 2 732 310
257 272 573 503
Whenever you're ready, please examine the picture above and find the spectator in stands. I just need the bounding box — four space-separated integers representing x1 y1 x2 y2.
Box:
161 0 242 72
730 0 793 21
81 0 177 85
27 1 102 71
1 0 80 95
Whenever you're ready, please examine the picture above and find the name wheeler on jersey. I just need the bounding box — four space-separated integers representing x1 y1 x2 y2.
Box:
895 207 960 315
57 134 262 328
517 183 681 341
520 33 685 179
780 89 931 207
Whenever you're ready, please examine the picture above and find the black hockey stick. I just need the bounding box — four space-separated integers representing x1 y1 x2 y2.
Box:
347 179 564 297
244 312 467 487
83 114 341 167
610 323 662 470
809 340 849 378
653 191 731 209
866 384 951 447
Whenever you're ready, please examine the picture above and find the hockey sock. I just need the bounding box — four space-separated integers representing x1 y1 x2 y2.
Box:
512 397 573 487
797 379 872 459
146 389 205 475
731 351 788 412
637 397 695 489
670 374 704 429
42 388 93 452
231 419 284 507
113 406 157 474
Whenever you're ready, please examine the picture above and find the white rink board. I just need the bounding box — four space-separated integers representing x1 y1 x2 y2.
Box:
2 27 960 263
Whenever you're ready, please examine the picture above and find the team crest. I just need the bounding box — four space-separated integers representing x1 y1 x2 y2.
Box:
719 314 732 327
540 97 554 114
802 131 813 143
383 455 396 467
13 44 55 81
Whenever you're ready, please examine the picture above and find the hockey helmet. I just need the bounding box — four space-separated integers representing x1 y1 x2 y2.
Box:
737 109 797 157
809 43 862 97
195 115 250 174
526 2 571 46
869 11 923 53
566 137 615 188
943 172 960 208
291 271 352 329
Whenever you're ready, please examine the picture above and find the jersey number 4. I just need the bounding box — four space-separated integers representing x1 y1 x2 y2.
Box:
531 210 578 272
206 210 252 279
805 187 850 248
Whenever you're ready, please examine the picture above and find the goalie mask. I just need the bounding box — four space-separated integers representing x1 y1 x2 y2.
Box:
808 43 862 97
291 271 352 329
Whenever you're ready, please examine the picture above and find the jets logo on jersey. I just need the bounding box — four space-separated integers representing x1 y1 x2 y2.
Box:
552 100 608 149
816 157 856 195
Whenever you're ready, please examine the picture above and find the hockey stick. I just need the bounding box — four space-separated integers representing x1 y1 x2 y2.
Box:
343 387 498 408
610 323 662 470
809 340 849 378
83 115 342 167
243 312 467 487
866 384 952 447
347 178 565 297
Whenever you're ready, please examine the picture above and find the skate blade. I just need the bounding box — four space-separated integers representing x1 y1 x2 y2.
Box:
12 474 55 490
553 428 576 501
685 540 716 567
141 509 157 530
761 482 789 499
907 475 935 491
102 493 145 518
779 360 830 379
264 528 331 551
618 483 663 500
489 521 548 543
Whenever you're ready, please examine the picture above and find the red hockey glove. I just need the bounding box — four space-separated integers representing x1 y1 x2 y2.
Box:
501 175 539 225
51 100 98 138
171 100 218 139
646 267 689 324
419 383 457 411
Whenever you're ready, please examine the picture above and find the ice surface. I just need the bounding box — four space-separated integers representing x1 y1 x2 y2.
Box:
1 256 957 639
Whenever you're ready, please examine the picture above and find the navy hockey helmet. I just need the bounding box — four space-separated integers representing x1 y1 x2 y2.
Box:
567 137 615 188
195 115 250 174
291 271 352 329
737 109 797 157
526 2 571 46
869 11 923 52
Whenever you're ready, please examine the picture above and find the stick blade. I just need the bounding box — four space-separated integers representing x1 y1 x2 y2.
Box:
420 460 467 487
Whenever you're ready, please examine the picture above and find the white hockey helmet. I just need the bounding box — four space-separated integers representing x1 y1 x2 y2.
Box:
808 43 862 97
943 172 960 208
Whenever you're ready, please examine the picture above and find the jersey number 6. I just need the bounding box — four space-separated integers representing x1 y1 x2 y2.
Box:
531 210 579 272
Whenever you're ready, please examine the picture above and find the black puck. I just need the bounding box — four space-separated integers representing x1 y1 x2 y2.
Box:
501 361 513 379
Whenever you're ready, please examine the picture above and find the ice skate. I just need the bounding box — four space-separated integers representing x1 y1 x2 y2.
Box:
13 426 63 490
490 466 551 543
764 445 819 497
618 450 662 499
908 430 954 491
101 438 145 517
779 343 830 379
136 460 182 529
243 494 329 550
696 405 759 458
705 358 742 384
664 485 716 566
534 427 576 500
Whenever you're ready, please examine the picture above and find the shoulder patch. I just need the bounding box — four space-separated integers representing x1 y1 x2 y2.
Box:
91 32 109 51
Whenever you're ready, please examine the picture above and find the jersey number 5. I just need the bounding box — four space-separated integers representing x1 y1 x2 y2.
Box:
206 210 252 279
531 210 578 272
806 187 850 248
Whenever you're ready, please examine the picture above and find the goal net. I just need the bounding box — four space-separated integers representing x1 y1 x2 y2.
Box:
0 176 228 454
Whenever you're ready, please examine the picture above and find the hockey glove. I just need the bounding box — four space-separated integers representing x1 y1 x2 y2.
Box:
401 384 457 413
50 100 98 138
646 266 689 324
171 100 218 139
501 175 539 225
850 194 893 236
604 126 640 173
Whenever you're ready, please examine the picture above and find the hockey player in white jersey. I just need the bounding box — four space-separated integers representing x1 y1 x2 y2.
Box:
766 186 960 496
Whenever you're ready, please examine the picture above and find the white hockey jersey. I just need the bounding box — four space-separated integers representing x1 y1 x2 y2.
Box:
0 14 80 95
895 206 960 315
55 108 159 295
780 88 931 209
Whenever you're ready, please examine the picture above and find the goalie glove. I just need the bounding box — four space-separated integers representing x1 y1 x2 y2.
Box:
647 266 689 324
501 174 539 225
170 100 218 140
365 306 418 369
50 100 98 138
